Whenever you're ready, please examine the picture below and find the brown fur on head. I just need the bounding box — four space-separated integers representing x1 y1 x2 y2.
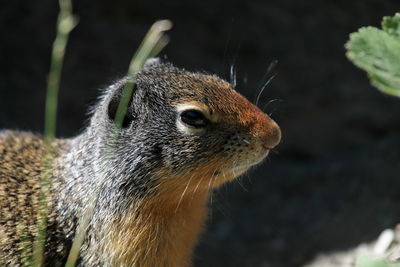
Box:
96 58 281 199
83 59 281 266
0 58 281 267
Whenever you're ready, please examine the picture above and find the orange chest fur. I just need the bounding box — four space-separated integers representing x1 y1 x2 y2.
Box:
104 192 209 267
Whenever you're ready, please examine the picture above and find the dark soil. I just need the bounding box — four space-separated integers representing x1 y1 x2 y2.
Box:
1 1 400 266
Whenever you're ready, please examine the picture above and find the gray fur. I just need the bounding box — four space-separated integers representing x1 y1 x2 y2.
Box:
0 60 281 266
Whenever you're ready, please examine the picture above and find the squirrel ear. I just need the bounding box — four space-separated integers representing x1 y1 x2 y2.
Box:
142 57 161 70
107 83 136 128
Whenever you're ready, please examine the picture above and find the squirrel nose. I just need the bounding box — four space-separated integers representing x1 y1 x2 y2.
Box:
262 119 281 149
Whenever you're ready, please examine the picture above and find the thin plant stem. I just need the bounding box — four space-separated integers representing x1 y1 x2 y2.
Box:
32 0 77 266
114 20 172 129
64 20 172 267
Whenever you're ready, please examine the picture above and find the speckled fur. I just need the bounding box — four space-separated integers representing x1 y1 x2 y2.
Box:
0 59 281 266
0 131 71 266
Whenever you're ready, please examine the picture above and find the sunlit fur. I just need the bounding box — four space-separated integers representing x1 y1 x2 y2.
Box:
0 59 281 266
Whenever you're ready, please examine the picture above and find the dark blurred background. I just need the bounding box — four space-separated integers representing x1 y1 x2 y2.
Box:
1 1 400 266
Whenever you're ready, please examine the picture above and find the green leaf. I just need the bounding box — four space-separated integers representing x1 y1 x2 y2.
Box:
356 255 400 267
382 13 400 37
345 13 400 97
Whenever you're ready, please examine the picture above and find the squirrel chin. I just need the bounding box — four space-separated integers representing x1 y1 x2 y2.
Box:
238 148 270 169
219 149 270 182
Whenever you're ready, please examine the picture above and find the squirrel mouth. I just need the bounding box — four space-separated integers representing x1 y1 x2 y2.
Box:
238 149 270 169
206 149 270 187
216 149 270 180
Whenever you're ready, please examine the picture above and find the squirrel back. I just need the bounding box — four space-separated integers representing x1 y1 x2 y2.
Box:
0 59 281 266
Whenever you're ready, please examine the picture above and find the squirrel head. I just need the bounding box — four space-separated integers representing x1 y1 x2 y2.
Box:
95 58 281 196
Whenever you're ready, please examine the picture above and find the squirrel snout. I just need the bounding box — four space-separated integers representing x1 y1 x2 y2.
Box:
261 119 281 150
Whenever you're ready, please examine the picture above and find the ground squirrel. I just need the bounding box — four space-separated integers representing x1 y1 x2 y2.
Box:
0 59 281 266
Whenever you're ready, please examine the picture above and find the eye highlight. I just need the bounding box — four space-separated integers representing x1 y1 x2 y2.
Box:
180 109 208 128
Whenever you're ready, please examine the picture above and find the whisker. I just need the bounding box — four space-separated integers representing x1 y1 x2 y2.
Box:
255 73 277 107
239 136 250 144
222 169 228 182
209 168 220 207
266 59 278 74
231 158 244 179
245 172 253 185
207 168 216 192
270 149 279 155
230 63 237 87
235 177 249 192
267 100 283 117
175 172 195 213
211 174 218 191
191 171 208 201
262 98 282 113
254 60 278 106
206 167 219 209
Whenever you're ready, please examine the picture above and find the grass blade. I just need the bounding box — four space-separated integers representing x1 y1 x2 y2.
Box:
64 19 172 267
32 0 77 266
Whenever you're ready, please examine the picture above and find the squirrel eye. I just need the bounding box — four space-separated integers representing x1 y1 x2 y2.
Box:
180 110 208 128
